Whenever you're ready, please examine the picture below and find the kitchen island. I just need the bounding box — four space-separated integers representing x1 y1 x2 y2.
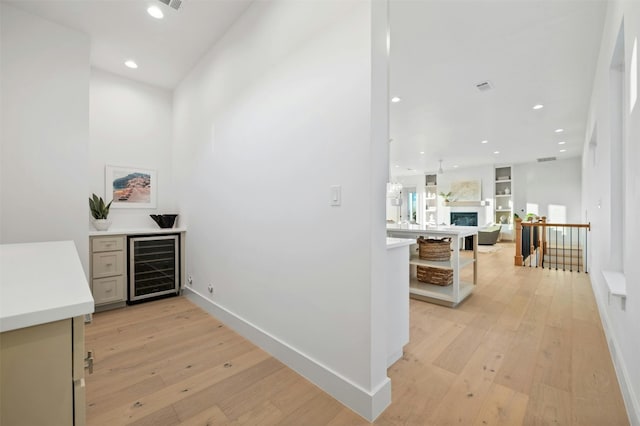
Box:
387 224 478 307
1 241 94 426
386 237 414 366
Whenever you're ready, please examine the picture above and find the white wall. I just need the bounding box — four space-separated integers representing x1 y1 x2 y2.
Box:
173 1 390 420
582 1 640 423
0 4 90 274
513 157 582 223
89 69 175 229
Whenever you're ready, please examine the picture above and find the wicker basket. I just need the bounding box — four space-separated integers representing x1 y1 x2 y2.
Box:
416 266 453 286
417 237 452 261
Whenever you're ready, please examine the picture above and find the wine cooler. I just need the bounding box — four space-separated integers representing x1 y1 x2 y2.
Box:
128 234 180 303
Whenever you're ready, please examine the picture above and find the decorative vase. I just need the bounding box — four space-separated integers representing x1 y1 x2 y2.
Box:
93 219 111 231
504 187 510 195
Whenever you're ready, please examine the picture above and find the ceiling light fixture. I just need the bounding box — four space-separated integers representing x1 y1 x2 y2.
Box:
147 5 164 19
493 151 500 154
481 140 488 144
533 104 544 110
453 165 459 168
391 96 401 103
558 141 566 145
124 60 138 69
555 128 564 133
420 151 425 154
559 149 567 153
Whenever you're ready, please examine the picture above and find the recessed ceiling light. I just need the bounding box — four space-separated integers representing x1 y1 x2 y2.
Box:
124 60 138 69
555 128 564 133
559 149 567 153
558 141 566 145
420 151 425 155
391 97 401 103
493 151 500 154
147 5 164 19
481 140 488 144
533 104 544 110
395 164 399 168
453 165 459 168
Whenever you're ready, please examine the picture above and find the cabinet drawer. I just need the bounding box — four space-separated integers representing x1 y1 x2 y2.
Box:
92 276 125 305
92 236 124 253
92 252 124 278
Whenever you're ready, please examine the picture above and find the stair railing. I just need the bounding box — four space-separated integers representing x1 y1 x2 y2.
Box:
514 216 591 272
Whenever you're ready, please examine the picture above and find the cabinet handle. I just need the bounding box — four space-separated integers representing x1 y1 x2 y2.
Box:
85 350 94 374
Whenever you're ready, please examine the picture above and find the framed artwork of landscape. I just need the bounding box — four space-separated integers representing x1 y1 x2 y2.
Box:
105 165 157 209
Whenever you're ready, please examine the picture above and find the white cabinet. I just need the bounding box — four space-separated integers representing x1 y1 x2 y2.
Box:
90 235 126 310
387 225 478 307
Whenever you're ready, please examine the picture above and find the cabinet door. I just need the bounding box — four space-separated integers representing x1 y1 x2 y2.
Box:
0 320 73 426
92 275 125 305
92 251 124 278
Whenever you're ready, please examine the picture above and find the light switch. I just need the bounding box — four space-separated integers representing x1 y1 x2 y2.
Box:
330 185 341 206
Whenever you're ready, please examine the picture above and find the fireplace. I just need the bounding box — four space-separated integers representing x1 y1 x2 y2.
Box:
451 212 478 250
450 212 478 226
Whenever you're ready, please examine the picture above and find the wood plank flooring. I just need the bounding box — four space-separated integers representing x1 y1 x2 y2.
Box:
85 242 629 425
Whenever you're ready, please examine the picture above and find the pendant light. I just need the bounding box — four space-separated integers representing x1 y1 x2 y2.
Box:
438 159 444 174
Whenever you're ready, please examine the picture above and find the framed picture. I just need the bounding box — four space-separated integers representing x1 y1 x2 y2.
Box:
105 165 157 209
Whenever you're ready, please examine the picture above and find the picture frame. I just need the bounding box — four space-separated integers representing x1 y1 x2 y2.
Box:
105 165 157 209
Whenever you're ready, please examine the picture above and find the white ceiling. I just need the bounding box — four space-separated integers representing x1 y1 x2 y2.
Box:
389 0 607 175
6 0 606 174
6 0 253 89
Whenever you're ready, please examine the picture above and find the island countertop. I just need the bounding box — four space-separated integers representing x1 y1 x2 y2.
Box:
387 224 478 238
0 241 94 332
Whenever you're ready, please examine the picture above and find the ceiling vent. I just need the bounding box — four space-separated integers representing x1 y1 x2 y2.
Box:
158 0 182 10
537 156 557 162
475 81 493 92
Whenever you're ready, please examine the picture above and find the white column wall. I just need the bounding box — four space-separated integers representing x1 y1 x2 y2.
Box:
582 1 640 423
0 4 90 275
172 1 390 420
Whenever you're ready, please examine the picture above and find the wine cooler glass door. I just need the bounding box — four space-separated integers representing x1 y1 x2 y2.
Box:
129 234 179 302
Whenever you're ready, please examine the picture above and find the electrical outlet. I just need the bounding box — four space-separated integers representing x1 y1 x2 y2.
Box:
208 284 214 294
187 275 193 285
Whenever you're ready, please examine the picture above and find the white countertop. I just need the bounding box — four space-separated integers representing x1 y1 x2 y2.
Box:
89 226 187 236
386 237 415 249
387 224 478 238
0 241 94 332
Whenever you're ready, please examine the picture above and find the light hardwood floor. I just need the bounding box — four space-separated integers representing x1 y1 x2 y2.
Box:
85 242 629 425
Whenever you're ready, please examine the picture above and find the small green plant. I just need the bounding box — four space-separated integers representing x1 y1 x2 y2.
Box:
89 193 112 220
439 191 453 202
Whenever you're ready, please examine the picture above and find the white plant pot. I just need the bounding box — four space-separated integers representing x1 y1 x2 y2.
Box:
93 219 111 231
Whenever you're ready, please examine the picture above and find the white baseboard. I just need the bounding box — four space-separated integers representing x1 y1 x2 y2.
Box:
184 288 391 421
589 277 640 426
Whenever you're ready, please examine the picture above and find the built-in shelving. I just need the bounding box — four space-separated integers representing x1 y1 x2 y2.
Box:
425 174 438 224
494 166 513 240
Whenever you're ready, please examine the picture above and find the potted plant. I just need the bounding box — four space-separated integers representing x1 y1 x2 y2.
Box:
439 191 453 203
89 193 112 231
